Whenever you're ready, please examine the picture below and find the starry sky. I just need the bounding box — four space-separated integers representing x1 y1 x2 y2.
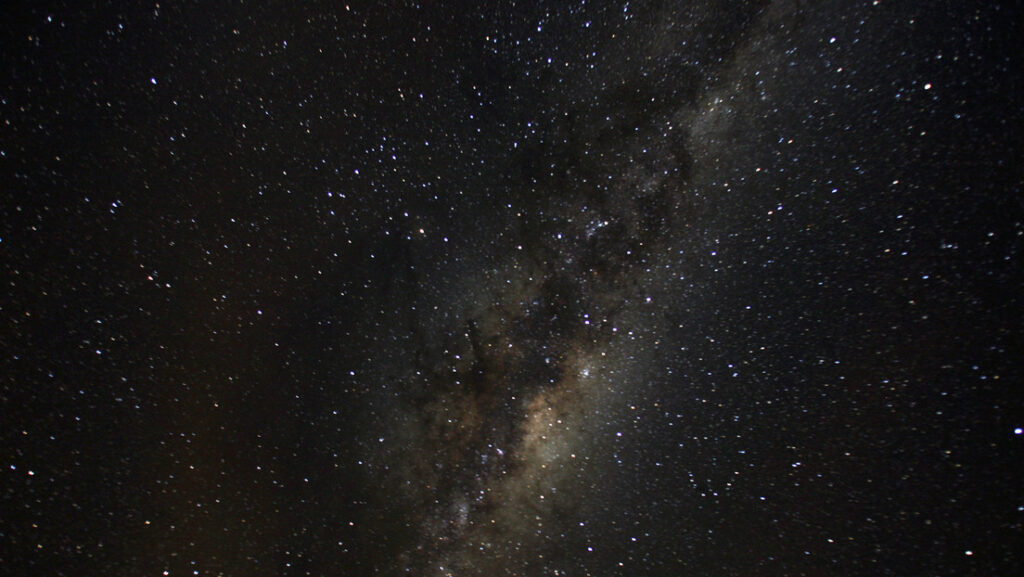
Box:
2 1 1023 575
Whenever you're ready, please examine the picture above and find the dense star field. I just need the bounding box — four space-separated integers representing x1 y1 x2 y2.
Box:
2 1 1022 575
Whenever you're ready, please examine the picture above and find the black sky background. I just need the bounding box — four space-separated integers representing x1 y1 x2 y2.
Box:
2 1 1023 576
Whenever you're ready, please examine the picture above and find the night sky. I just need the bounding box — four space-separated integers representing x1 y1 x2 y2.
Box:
2 1 1023 575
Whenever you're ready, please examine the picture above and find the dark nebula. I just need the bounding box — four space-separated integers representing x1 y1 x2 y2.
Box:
2 1 1022 576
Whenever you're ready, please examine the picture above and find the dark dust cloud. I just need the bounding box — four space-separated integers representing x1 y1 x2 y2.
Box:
2 1 1022 576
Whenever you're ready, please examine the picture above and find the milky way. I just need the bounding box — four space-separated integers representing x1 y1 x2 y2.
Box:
364 5 794 572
